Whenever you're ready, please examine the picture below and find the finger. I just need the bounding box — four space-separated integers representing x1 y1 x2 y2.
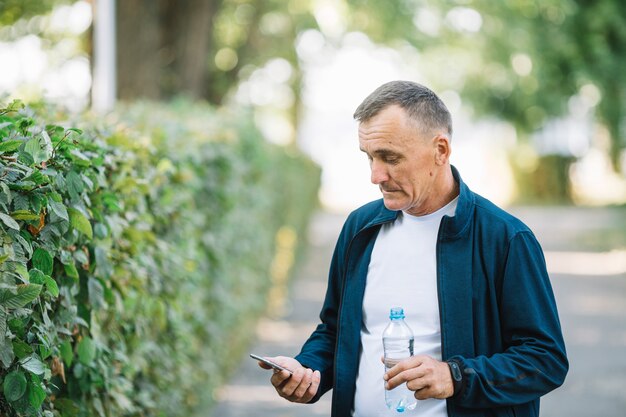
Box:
405 370 430 392
384 356 424 381
294 368 313 400
270 369 292 388
301 370 321 403
387 367 425 390
414 385 436 400
281 367 305 397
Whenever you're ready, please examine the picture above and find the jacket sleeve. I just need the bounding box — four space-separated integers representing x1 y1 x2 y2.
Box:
294 218 351 403
449 231 569 408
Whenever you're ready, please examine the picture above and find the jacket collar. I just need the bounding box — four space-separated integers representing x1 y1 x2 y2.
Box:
362 165 474 240
440 165 474 241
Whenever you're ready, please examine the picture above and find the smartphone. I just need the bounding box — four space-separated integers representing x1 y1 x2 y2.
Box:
250 353 293 375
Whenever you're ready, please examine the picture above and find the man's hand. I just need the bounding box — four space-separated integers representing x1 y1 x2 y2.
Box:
257 356 321 403
383 355 454 400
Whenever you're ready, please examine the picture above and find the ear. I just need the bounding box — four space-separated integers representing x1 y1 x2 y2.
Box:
434 134 451 166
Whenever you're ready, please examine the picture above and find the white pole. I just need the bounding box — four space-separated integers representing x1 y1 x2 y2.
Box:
92 0 116 112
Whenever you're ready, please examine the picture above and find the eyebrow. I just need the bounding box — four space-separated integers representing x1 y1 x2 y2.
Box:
359 148 401 158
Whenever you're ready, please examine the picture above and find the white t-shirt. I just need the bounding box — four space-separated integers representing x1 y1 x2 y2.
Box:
352 197 458 417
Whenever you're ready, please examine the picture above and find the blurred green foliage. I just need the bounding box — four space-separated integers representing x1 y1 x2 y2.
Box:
0 99 320 416
2 0 624 202
456 0 626 168
5 0 624 161
0 0 68 25
342 0 626 171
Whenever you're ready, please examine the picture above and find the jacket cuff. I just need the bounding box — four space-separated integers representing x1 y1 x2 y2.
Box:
446 357 468 399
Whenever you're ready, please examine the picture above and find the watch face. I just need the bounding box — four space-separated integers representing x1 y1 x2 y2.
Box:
450 362 462 381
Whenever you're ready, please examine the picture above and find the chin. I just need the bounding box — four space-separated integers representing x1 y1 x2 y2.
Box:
382 198 406 212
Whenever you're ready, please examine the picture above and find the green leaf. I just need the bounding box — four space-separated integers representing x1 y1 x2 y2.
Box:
67 208 92 239
59 340 73 367
54 398 79 417
3 370 27 401
64 262 79 280
20 355 46 375
70 149 91 167
0 307 14 367
15 234 32 259
14 264 29 281
49 200 69 221
10 210 40 221
43 276 59 298
18 149 35 166
5 99 25 113
0 212 19 230
23 170 48 186
39 343 52 360
88 278 104 308
32 248 54 275
0 182 11 203
23 138 48 164
27 377 46 409
32 248 53 275
0 284 43 308
28 269 46 285
0 253 9 265
48 192 62 203
0 140 22 153
0 341 15 368
93 223 108 239
65 171 84 201
77 336 95 365
0 306 6 339
12 339 33 359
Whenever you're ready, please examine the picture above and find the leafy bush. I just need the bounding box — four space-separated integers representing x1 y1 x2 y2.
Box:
0 100 320 416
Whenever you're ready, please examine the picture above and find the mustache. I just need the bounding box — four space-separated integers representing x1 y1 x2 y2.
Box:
379 185 401 192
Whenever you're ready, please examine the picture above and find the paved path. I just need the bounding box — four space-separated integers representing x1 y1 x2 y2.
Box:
212 207 626 417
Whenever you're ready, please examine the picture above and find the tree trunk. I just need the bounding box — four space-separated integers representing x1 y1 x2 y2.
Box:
116 0 162 100
115 0 218 100
162 0 219 99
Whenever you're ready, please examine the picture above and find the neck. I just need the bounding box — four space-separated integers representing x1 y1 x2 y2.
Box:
407 165 459 216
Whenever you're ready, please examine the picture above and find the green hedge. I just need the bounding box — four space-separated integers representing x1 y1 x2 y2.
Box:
0 100 320 416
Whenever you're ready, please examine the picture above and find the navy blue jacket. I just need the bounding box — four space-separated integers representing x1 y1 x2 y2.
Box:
295 167 568 417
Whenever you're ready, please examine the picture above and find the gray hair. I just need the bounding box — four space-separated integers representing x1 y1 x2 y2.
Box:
353 80 453 138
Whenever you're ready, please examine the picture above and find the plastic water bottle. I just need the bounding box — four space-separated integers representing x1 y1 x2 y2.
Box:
383 307 417 413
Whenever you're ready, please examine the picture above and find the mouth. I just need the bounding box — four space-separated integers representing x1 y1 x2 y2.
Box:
380 188 401 194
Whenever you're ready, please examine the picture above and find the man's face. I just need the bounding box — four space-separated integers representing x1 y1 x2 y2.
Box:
358 105 446 216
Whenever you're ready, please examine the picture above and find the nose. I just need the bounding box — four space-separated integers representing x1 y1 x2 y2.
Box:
370 160 389 185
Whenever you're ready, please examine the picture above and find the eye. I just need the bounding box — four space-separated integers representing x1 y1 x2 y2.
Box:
383 156 400 165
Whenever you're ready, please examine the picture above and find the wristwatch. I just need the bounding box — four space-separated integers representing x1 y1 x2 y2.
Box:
447 360 463 396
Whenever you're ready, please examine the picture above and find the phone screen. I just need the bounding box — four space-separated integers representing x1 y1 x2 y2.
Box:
250 354 293 375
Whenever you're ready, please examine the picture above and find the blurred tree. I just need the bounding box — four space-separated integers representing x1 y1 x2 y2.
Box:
4 0 624 170
444 0 626 171
116 0 317 107
0 0 66 25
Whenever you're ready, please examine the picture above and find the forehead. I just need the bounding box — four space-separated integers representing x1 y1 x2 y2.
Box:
358 105 417 148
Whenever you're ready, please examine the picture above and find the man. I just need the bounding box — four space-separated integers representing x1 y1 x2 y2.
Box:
258 81 568 416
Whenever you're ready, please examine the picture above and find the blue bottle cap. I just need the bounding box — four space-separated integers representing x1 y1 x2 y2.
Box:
389 307 405 319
